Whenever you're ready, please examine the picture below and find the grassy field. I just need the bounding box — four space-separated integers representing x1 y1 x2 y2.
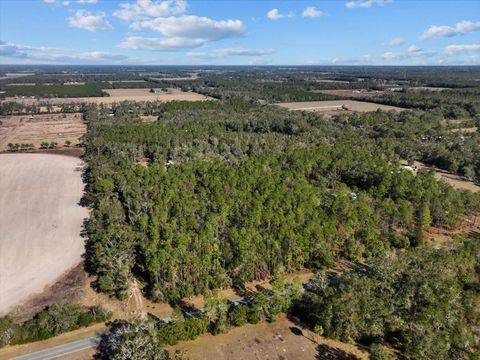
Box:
4 84 106 98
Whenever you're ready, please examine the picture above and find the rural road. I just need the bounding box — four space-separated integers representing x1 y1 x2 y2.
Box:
11 337 100 360
9 279 312 359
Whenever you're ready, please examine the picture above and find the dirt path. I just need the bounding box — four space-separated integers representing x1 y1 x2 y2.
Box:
0 153 88 315
170 316 368 360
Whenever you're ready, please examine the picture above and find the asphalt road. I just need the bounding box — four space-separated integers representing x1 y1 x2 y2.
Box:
10 284 310 359
12 337 100 360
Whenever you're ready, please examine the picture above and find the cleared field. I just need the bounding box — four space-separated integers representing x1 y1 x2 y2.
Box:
432 171 480 192
277 100 404 116
402 161 480 193
0 154 88 315
311 89 385 98
0 113 85 151
409 86 450 91
171 316 368 360
450 127 478 133
2 88 211 105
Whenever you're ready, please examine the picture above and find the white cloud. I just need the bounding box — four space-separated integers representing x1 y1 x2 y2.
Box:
68 10 113 32
0 41 128 64
114 0 187 21
266 8 293 20
444 44 480 55
122 15 245 50
381 51 404 60
382 47 436 61
389 37 405 46
332 55 372 64
78 51 127 60
302 6 322 18
187 47 275 59
43 0 70 5
345 0 392 9
407 44 421 53
420 20 480 40
119 36 203 50
77 0 98 3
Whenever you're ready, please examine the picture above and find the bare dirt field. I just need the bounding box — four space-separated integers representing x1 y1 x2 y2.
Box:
2 88 211 106
170 316 368 360
277 100 404 117
0 113 86 151
311 89 385 98
409 86 450 91
432 171 480 192
402 161 480 193
450 127 478 133
0 154 88 315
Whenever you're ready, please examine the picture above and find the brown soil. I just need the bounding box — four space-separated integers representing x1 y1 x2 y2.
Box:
170 316 368 360
140 115 158 123
449 127 478 133
426 215 480 248
0 154 88 315
311 89 385 98
2 88 211 106
402 161 480 193
8 263 87 323
0 113 86 151
276 100 404 118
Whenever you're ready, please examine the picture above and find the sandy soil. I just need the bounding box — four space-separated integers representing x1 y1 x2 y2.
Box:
450 127 478 133
311 89 385 98
170 316 368 360
409 86 450 91
433 171 480 192
276 100 404 116
2 88 211 106
408 161 480 193
0 113 86 151
0 153 88 315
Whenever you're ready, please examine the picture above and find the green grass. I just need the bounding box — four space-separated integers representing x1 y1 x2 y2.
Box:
5 84 106 98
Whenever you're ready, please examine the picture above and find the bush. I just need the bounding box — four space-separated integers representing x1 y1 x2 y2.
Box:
0 304 111 348
369 343 396 360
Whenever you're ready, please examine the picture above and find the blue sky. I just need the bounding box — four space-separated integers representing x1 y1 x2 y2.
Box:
0 0 479 65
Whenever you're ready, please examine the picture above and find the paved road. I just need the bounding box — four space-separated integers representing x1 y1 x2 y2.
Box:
12 337 100 360
10 283 310 359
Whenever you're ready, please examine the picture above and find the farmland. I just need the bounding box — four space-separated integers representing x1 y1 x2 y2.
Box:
1 88 211 106
0 113 86 152
4 84 106 98
276 99 404 116
0 154 88 315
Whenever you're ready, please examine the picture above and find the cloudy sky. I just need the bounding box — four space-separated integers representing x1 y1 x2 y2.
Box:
0 0 479 65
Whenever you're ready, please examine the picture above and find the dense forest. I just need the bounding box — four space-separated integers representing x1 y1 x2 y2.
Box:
83 99 480 303
293 237 480 359
2 66 479 358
